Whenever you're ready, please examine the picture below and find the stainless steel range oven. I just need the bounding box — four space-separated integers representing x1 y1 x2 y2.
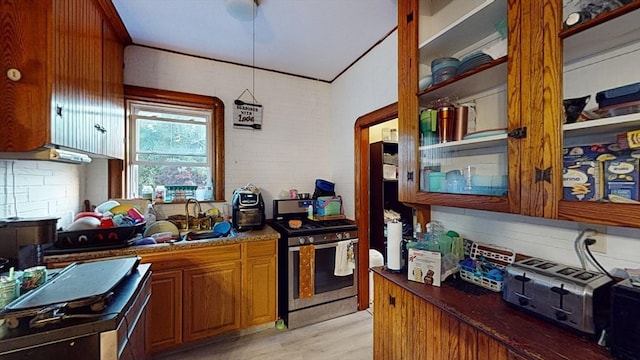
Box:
271 199 359 329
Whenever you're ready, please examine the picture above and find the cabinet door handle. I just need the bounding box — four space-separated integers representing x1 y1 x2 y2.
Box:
508 127 527 139
535 167 552 183
56 105 63 117
407 171 414 182
94 124 107 133
389 294 396 307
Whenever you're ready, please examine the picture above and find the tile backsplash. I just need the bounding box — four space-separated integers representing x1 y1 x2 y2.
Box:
0 160 84 228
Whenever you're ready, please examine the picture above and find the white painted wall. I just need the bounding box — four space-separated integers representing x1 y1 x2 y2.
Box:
331 31 399 218
124 45 333 219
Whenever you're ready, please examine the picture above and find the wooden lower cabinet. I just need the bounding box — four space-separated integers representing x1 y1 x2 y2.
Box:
141 239 277 354
373 274 509 360
242 240 277 327
183 260 242 341
148 269 182 351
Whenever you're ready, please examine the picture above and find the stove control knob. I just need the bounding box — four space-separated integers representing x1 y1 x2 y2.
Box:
308 236 314 244
336 233 343 240
298 237 306 245
343 232 351 239
555 310 568 322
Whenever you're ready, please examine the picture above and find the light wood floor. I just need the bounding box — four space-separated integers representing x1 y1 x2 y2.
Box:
155 310 374 360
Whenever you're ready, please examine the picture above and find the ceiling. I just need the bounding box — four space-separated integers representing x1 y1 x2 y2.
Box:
111 0 398 83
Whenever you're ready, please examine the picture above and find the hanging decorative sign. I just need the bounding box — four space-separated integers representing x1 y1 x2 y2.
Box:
233 89 263 130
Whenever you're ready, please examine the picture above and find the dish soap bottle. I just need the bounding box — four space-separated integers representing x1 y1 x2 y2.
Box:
204 178 214 200
307 204 314 220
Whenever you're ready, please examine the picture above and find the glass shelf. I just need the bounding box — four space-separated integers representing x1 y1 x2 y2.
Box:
419 132 507 153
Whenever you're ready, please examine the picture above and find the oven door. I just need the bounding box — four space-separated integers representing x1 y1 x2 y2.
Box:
288 239 358 311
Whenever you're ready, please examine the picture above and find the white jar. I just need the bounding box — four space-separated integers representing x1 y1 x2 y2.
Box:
155 185 166 202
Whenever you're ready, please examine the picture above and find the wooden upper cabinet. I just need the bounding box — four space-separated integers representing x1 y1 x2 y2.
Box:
399 0 640 228
0 0 126 159
102 20 125 159
397 0 519 213
557 2 640 228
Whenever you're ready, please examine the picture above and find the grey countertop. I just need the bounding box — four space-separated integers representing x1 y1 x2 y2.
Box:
43 225 280 265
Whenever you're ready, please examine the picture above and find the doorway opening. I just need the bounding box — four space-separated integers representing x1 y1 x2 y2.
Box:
354 102 412 310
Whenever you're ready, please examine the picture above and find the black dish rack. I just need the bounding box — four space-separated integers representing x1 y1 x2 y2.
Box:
55 222 146 249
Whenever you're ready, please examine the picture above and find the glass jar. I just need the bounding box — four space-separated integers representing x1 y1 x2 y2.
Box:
141 185 153 200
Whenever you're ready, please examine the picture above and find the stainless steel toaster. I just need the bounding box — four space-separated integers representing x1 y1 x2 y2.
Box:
503 257 613 335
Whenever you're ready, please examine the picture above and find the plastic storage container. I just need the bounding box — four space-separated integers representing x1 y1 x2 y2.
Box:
431 57 460 85
459 241 515 292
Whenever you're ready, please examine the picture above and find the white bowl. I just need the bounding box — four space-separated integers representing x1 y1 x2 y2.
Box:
94 200 120 214
66 216 101 231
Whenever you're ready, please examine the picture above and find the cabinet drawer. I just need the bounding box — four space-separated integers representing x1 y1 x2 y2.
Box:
141 244 241 270
244 240 276 258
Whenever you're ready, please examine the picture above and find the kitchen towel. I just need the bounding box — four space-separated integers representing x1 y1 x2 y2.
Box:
299 245 315 299
334 240 355 276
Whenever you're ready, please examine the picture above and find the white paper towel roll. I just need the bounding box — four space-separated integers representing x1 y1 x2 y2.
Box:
386 220 403 271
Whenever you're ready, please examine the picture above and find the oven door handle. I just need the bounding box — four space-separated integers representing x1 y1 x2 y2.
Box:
289 239 358 251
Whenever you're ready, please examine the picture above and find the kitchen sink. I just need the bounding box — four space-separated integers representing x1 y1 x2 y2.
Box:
181 228 235 241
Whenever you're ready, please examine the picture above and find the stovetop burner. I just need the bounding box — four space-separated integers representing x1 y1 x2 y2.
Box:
271 199 357 236
271 217 356 235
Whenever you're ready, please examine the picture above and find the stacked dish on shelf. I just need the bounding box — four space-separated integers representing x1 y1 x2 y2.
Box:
431 57 460 85
455 52 494 76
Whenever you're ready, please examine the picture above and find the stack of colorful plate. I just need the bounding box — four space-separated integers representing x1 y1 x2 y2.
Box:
456 52 494 76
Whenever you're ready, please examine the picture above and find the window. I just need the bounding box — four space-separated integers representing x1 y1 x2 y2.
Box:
124 86 225 201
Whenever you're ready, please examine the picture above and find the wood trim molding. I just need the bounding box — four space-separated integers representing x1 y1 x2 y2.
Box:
107 159 124 199
354 102 402 311
123 86 225 201
94 0 132 44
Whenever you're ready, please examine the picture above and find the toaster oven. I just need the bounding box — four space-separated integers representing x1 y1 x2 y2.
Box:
231 191 265 231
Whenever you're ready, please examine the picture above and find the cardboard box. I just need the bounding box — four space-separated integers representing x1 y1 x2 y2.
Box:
604 158 640 201
563 160 602 201
563 143 620 162
407 248 441 287
616 129 640 151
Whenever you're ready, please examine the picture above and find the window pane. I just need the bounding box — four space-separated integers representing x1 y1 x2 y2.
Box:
137 118 207 157
136 153 207 164
136 164 210 192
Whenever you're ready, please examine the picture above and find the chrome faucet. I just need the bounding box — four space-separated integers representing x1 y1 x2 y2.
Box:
185 198 202 230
